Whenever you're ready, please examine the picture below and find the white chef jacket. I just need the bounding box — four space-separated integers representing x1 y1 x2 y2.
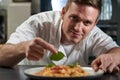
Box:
7 11 118 66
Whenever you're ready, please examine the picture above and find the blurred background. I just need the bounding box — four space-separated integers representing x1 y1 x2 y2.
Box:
0 0 120 46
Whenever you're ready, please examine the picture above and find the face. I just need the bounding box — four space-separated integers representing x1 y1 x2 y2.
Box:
61 2 99 44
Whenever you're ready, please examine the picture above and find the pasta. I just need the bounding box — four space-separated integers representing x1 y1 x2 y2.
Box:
34 65 89 77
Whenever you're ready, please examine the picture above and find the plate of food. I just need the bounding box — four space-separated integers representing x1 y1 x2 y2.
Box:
24 65 104 80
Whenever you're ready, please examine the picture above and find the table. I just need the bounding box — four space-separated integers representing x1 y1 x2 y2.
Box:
0 65 120 80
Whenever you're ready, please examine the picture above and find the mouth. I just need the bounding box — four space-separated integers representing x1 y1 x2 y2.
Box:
71 30 83 38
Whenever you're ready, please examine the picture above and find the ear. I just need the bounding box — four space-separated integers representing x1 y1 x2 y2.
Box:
61 7 66 19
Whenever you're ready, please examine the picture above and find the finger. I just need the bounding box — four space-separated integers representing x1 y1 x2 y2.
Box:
108 64 120 73
99 61 108 72
114 66 120 72
91 58 100 71
99 55 112 72
107 63 116 73
30 44 45 54
27 53 39 61
99 65 106 72
92 63 99 72
26 49 44 60
33 49 44 59
34 38 58 54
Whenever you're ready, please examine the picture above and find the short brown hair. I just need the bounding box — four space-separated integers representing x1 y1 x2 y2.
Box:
65 0 102 14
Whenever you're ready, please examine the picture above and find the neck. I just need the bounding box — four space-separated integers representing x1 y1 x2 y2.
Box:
61 36 74 45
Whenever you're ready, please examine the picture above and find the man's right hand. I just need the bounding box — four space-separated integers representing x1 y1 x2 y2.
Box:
24 37 58 61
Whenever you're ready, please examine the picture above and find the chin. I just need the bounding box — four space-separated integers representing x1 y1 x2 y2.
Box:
71 39 82 44
66 35 82 44
70 36 83 44
70 39 81 44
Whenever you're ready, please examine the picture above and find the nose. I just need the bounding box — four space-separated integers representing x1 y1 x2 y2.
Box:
74 22 83 32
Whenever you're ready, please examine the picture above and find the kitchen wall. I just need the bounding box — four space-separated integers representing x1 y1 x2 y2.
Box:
0 0 12 9
31 0 40 14
0 0 31 41
7 2 31 39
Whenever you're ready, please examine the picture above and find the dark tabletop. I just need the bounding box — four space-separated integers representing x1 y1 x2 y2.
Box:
0 65 120 80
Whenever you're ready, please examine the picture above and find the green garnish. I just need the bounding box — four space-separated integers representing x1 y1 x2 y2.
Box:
50 51 65 61
68 63 78 68
46 63 56 67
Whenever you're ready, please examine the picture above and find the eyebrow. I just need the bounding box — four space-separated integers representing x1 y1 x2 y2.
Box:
70 14 93 23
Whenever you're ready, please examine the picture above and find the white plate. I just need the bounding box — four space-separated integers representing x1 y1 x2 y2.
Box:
24 67 104 79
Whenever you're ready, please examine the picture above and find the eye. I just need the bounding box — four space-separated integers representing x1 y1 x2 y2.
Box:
70 15 79 22
83 20 92 26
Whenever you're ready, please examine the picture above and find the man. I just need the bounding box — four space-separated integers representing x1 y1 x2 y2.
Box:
0 0 120 73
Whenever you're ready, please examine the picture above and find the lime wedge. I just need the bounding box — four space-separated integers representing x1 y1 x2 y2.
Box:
50 51 65 61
